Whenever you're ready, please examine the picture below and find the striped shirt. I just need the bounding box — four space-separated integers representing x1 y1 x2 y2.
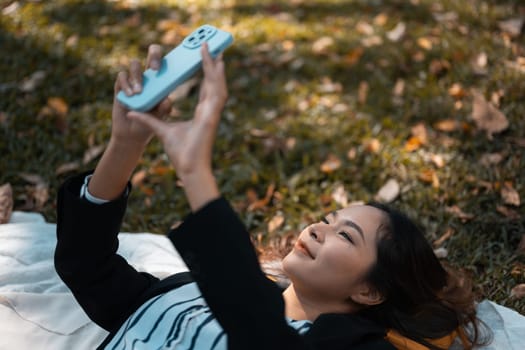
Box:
104 282 312 350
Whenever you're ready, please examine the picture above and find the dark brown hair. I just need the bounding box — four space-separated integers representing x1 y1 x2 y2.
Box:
360 202 489 349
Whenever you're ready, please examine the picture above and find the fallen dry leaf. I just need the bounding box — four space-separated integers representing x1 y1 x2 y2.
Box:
510 284 525 299
131 169 147 187
358 81 369 104
404 136 424 152
375 178 400 203
498 18 524 38
83 144 106 165
445 205 474 223
480 152 505 167
19 71 46 92
18 173 48 211
496 205 521 220
386 22 406 42
501 182 520 206
433 227 455 247
312 36 334 54
0 183 13 224
430 154 445 168
356 20 374 36
248 183 276 211
320 154 342 173
268 213 285 233
433 247 448 259
471 52 488 75
344 47 364 66
392 79 405 97
434 119 460 132
55 161 80 176
448 83 467 99
471 90 509 139
417 37 433 50
419 169 440 188
429 59 450 77
363 138 381 153
47 97 68 117
374 13 388 26
331 184 348 207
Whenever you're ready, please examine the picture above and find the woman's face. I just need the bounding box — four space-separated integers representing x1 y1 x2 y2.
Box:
282 205 386 304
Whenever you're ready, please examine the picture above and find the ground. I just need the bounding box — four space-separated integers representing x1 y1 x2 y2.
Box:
1 0 524 314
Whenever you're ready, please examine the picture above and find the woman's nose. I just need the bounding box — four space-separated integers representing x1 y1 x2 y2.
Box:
309 225 325 243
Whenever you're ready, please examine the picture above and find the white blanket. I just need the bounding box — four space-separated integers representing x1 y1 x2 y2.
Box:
0 212 524 349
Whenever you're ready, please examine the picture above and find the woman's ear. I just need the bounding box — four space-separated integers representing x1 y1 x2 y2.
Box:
349 284 384 306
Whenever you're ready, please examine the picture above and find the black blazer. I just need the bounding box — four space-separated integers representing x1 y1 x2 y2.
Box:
55 173 395 350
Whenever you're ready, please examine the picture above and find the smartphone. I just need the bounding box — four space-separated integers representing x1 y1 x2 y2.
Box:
117 24 233 112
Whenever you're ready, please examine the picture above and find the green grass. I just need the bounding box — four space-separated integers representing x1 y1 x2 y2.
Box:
1 0 524 314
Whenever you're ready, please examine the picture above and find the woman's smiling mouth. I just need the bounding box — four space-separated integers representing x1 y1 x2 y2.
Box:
295 239 315 259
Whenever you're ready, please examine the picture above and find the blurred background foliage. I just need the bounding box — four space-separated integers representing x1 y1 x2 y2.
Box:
1 0 524 313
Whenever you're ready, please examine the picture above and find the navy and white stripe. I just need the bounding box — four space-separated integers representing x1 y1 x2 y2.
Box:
104 282 311 350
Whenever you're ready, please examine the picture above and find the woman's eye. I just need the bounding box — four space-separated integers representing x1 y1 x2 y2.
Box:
338 231 354 244
321 217 329 224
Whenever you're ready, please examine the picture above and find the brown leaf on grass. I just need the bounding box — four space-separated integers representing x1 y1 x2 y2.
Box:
496 205 521 220
131 170 147 187
0 183 13 224
55 161 80 176
375 179 400 203
434 119 461 132
433 247 448 259
510 284 525 299
18 173 48 211
332 184 349 207
471 90 509 139
268 213 285 233
83 145 106 165
386 22 406 42
47 97 68 116
405 123 428 151
430 154 445 168
433 228 455 247
358 81 369 104
363 138 381 153
248 183 276 211
480 152 505 167
471 52 488 75
419 169 440 188
320 154 342 173
445 205 474 223
344 47 364 66
139 185 155 196
417 37 433 50
312 36 334 54
429 59 450 77
149 166 171 176
501 182 520 206
498 18 524 38
374 13 388 26
448 83 467 99
19 71 46 92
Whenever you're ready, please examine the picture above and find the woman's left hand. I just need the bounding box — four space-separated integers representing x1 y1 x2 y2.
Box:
111 44 172 148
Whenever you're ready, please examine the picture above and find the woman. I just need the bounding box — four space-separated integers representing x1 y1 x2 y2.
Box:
54 43 487 350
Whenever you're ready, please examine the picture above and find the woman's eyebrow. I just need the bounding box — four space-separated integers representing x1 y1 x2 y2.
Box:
330 211 365 243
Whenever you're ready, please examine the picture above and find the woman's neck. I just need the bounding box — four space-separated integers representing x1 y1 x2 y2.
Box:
283 284 358 321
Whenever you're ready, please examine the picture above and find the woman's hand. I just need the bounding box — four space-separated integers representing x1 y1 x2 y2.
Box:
111 44 172 149
127 43 228 210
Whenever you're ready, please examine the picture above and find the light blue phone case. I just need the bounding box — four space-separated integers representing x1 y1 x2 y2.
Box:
117 24 233 112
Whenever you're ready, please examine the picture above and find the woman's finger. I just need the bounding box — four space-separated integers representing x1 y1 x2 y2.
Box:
129 59 143 93
146 44 163 70
200 43 214 75
115 71 133 96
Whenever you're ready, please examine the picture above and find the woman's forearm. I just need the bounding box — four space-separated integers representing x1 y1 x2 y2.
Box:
87 139 145 200
179 170 220 212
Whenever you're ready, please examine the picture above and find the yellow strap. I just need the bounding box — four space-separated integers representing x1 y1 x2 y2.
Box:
385 329 458 350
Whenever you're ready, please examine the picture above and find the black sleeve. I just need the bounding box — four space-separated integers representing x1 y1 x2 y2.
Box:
54 172 159 332
168 197 311 350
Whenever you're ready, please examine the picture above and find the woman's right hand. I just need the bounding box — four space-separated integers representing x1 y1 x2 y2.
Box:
127 43 228 210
